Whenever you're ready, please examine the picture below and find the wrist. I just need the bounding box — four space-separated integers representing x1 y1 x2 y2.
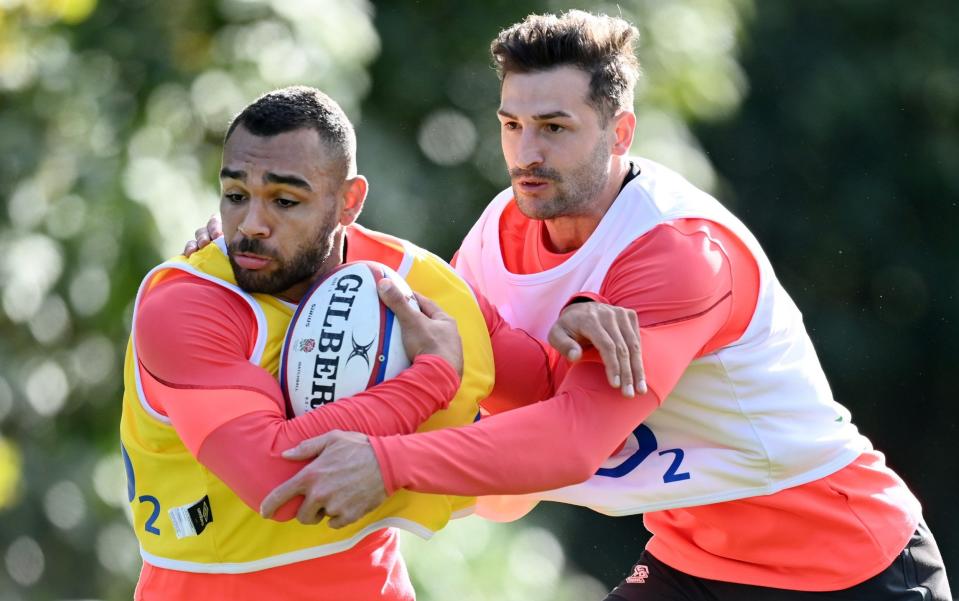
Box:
412 354 461 397
562 291 609 311
368 436 399 495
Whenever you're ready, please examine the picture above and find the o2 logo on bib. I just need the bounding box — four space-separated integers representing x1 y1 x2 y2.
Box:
596 425 691 483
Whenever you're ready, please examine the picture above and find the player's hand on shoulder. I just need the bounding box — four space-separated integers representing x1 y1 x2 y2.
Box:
378 280 464 377
550 301 646 397
182 214 223 257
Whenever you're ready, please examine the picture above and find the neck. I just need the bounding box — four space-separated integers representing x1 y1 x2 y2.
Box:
542 157 630 253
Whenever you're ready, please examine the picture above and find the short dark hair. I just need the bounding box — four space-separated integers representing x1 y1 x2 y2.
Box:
225 86 356 177
491 10 640 123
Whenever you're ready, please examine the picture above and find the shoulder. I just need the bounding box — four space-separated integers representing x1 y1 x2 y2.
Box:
135 272 256 375
601 220 739 324
345 224 407 271
612 220 730 288
348 223 458 280
348 225 483 318
138 272 251 326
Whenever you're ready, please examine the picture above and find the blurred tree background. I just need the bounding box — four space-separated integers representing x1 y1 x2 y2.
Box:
0 0 955 598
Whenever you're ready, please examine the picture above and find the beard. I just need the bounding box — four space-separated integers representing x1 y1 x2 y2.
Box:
510 138 611 220
228 222 336 295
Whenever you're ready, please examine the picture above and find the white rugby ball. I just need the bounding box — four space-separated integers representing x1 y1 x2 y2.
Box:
280 261 418 417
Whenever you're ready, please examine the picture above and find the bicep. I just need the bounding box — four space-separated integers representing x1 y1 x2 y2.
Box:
484 312 558 414
135 277 279 398
473 286 558 413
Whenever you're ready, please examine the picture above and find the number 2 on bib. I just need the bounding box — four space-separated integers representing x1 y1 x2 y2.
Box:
595 425 690 483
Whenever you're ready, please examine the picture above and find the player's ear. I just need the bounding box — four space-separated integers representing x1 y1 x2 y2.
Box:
339 175 368 226
610 110 636 156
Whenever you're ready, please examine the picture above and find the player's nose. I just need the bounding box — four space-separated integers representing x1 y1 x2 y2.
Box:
515 130 545 169
237 201 270 238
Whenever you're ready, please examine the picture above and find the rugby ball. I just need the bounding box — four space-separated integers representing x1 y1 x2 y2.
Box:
280 261 418 417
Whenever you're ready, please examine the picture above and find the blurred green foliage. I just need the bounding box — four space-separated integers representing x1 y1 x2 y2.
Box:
0 0 954 599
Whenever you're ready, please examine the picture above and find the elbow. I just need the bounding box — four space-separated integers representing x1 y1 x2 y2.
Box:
553 445 604 488
551 413 613 486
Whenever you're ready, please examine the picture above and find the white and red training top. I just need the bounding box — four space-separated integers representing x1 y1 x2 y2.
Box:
370 159 921 591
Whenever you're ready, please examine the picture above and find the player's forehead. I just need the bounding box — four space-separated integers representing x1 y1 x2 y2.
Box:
498 66 594 120
221 125 333 186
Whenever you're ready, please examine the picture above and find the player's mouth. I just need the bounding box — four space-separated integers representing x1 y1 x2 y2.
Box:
233 253 273 270
515 178 551 193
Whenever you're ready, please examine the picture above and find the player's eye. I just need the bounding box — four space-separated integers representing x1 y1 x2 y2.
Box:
224 192 246 204
503 121 520 131
545 123 564 133
275 197 299 209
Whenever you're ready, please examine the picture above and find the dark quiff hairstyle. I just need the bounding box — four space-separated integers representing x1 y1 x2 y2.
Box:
491 10 640 124
225 86 357 178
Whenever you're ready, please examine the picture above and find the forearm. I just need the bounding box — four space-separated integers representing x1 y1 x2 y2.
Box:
370 307 728 497
371 362 660 496
280 355 459 437
161 356 459 519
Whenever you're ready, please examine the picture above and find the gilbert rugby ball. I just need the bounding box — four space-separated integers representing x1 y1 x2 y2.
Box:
280 261 417 417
